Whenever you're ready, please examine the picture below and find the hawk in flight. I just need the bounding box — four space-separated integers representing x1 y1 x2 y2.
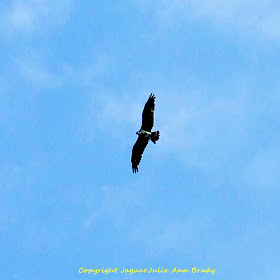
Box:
131 94 160 173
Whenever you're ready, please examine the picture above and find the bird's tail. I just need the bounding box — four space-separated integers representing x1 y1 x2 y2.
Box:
151 131 160 144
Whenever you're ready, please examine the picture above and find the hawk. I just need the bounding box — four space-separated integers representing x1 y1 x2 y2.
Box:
131 93 160 173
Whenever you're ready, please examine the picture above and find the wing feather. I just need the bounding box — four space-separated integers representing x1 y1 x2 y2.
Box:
141 93 155 132
131 135 149 173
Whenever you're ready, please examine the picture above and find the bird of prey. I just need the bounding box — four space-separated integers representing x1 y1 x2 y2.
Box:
131 93 160 173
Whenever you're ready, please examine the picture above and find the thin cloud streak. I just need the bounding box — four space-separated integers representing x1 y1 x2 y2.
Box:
135 0 280 41
1 0 72 34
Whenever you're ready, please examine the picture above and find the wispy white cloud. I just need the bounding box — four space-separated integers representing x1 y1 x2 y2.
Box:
81 85 150 144
15 58 65 89
156 86 280 188
128 213 213 257
82 181 214 257
243 141 280 191
99 94 143 129
157 90 250 170
83 182 152 229
1 0 72 33
135 0 280 41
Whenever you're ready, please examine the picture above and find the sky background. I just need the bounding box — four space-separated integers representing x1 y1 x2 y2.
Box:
1 1 280 279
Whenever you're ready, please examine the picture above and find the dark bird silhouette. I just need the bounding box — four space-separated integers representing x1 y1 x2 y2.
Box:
131 93 160 173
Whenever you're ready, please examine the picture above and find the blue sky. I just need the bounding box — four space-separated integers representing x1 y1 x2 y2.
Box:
1 1 280 279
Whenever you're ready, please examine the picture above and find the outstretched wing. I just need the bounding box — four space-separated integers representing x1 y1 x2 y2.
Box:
141 93 155 132
131 135 149 173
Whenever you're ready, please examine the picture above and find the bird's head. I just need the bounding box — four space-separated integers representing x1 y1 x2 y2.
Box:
136 130 141 135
